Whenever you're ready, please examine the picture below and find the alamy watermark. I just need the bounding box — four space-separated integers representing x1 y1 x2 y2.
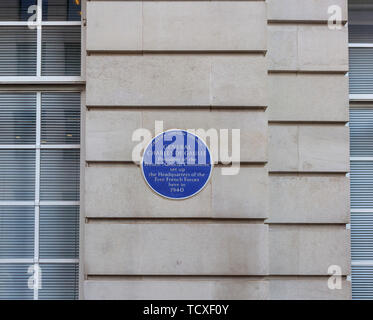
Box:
132 121 241 175
328 5 343 30
26 0 81 30
28 264 42 290
328 265 343 290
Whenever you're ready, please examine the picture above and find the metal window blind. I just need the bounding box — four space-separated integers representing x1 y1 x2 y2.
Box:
0 27 37 76
40 206 79 259
38 263 79 300
349 25 373 43
350 47 373 94
42 0 81 21
0 0 82 299
352 265 373 300
0 206 34 259
350 106 373 299
0 93 36 145
350 107 373 157
348 0 373 302
351 212 373 260
0 264 34 300
0 149 35 201
0 0 37 21
41 93 80 145
40 149 80 201
41 26 81 76
351 161 373 209
348 1 373 27
0 92 80 300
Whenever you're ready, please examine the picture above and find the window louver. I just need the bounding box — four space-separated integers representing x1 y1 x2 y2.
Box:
0 27 37 76
42 0 81 22
0 150 35 201
349 25 373 43
41 26 81 76
0 264 34 300
0 92 80 300
348 0 373 302
0 206 34 259
0 93 36 145
40 206 79 259
41 93 80 144
351 161 373 209
38 263 79 300
0 0 81 300
40 149 80 201
0 0 37 21
350 105 373 299
349 47 373 94
350 107 373 156
352 212 373 260
352 265 373 300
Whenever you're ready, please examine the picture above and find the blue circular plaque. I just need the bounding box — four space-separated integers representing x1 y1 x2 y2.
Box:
141 130 213 200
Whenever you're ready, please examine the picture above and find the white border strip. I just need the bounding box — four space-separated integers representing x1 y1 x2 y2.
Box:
349 43 373 48
33 91 41 300
39 201 80 206
0 258 79 264
350 94 373 101
0 145 80 149
351 157 373 161
41 145 81 149
0 259 34 263
0 201 79 206
351 209 373 213
0 22 81 26
39 259 79 264
352 260 373 266
0 201 35 206
36 0 42 78
0 76 83 83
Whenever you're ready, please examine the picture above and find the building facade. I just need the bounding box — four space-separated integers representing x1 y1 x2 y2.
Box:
0 0 372 300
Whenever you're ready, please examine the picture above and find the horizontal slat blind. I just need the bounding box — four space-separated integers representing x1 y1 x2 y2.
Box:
40 149 80 201
38 263 79 300
0 150 35 201
349 48 373 94
351 212 373 260
0 206 34 259
350 161 373 209
41 93 80 144
0 27 37 76
42 0 81 22
0 0 36 21
349 2 373 294
39 93 80 299
0 0 82 299
348 2 373 28
41 26 81 76
352 265 373 300
349 25 373 43
40 206 79 259
0 93 36 145
350 107 373 157
0 264 33 300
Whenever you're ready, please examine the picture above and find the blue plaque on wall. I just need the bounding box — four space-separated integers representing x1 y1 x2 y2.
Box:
141 130 213 200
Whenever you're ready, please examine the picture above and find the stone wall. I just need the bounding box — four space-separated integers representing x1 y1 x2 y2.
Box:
83 0 350 300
